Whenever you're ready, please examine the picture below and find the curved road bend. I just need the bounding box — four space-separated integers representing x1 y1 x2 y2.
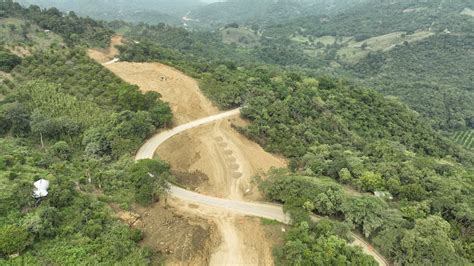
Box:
135 109 389 266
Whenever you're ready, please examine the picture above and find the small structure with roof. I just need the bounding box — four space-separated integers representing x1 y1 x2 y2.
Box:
33 179 49 198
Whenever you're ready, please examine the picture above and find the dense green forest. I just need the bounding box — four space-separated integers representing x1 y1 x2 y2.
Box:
259 1 474 131
1 1 173 263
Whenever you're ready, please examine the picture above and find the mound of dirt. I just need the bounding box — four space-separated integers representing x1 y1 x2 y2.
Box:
169 198 281 266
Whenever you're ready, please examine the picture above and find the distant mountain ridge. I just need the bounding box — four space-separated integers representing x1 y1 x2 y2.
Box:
187 0 369 28
16 0 205 25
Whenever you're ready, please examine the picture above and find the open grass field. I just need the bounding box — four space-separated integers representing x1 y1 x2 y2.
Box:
450 130 474 150
291 30 433 63
221 27 260 48
338 31 433 63
460 7 474 17
0 18 63 55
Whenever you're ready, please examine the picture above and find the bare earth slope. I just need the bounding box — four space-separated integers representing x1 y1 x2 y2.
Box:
89 36 218 125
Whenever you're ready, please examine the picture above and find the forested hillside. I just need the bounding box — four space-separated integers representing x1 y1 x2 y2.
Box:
16 0 204 26
1 0 113 47
115 18 474 264
258 0 474 132
1 1 172 263
187 0 367 29
107 0 474 134
2 0 473 265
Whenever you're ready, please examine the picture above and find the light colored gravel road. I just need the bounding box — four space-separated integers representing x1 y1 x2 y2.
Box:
135 109 389 266
136 109 240 160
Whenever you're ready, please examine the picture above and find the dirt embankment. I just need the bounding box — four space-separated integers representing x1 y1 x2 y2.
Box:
89 36 286 265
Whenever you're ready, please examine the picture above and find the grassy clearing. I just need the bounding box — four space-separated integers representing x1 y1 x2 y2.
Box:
0 18 64 55
338 31 433 63
460 8 474 17
292 30 433 63
221 27 260 48
291 34 351 46
451 130 474 150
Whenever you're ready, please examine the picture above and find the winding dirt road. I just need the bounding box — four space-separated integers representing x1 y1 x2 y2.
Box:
89 37 388 266
135 110 388 266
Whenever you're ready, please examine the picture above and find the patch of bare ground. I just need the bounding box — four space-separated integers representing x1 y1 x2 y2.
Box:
103 61 219 125
156 117 286 201
115 202 219 266
87 35 123 63
169 198 279 266
8 46 31 57
89 35 219 125
173 170 209 191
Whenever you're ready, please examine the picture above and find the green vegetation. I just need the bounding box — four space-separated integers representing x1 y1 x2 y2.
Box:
261 169 472 265
2 0 474 264
117 31 474 263
112 0 474 131
187 0 364 29
0 16 64 54
16 0 204 25
1 0 113 47
353 33 474 130
110 6 474 262
0 48 21 72
0 2 173 263
258 1 474 131
275 220 376 265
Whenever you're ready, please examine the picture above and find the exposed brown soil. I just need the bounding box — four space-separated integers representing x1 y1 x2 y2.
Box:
87 35 123 63
115 202 219 266
173 170 209 191
104 62 219 125
156 117 286 201
88 35 218 125
169 198 280 265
